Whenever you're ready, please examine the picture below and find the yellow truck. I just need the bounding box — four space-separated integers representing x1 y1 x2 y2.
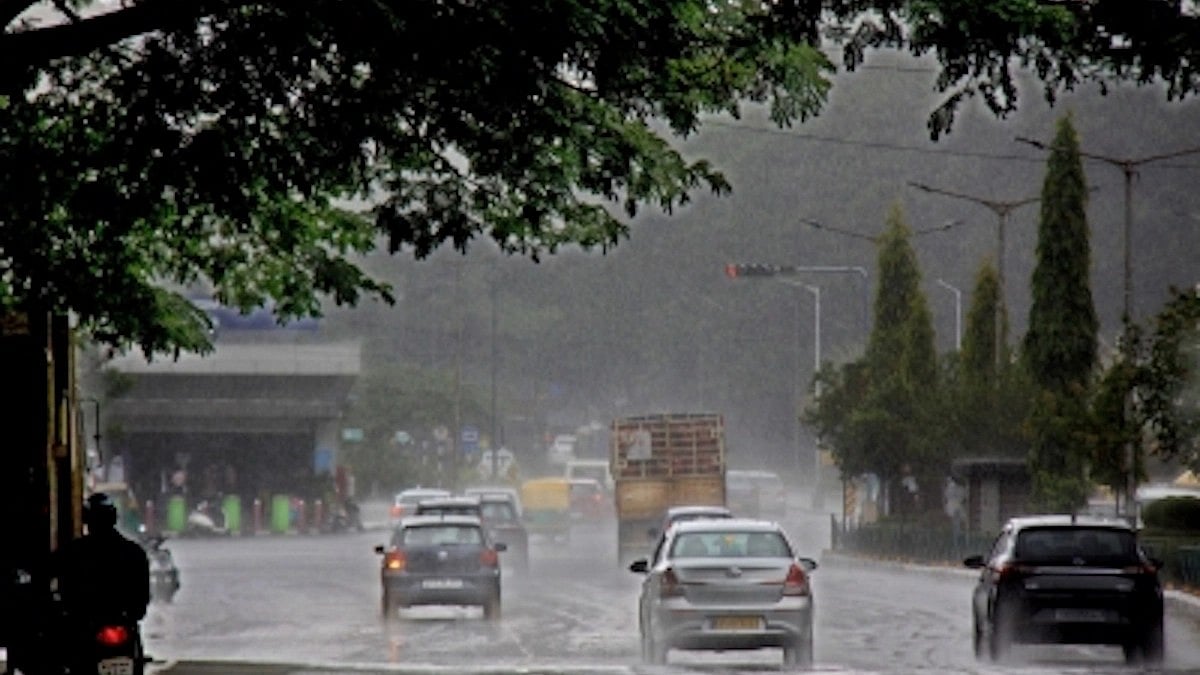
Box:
610 413 726 566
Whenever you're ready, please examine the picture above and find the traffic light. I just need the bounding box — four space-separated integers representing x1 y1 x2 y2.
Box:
724 263 780 279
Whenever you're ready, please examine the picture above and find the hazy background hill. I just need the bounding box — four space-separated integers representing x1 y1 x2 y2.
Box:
324 50 1200 477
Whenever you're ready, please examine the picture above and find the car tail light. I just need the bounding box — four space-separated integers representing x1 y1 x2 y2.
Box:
390 504 404 519
480 548 500 567
384 549 407 571
660 568 684 598
96 625 129 647
995 563 1031 583
782 563 810 596
1122 562 1159 575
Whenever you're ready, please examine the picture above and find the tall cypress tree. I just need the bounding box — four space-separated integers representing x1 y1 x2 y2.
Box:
1024 113 1098 510
962 260 1006 383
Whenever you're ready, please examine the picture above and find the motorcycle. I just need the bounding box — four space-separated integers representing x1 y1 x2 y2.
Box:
143 535 180 603
59 615 147 675
326 498 364 533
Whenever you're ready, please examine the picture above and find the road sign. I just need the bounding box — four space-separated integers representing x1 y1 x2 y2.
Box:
341 428 363 442
461 425 479 454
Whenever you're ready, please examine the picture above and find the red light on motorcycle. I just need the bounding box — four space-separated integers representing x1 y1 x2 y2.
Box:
96 625 129 647
385 550 407 571
480 548 499 567
782 563 810 596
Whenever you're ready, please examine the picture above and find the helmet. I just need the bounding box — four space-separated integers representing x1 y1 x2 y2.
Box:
84 492 118 531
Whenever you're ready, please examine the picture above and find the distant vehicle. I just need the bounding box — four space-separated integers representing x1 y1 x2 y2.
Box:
964 514 1164 664
413 496 482 518
464 485 523 517
389 487 451 526
725 469 787 519
520 477 572 542
568 478 610 521
653 505 734 539
547 434 577 466
477 493 529 573
611 413 726 566
564 458 613 491
629 518 817 667
374 515 505 620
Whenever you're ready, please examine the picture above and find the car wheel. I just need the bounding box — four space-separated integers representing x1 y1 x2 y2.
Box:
988 601 1014 662
1125 621 1165 665
640 618 667 665
381 591 397 621
483 592 502 621
783 633 813 668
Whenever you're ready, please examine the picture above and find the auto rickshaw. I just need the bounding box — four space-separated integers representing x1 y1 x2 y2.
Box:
519 477 572 542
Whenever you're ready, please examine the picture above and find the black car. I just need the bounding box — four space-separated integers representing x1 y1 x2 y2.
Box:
374 515 506 620
964 515 1164 664
477 494 529 573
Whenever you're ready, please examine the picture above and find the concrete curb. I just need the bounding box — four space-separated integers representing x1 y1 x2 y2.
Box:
820 550 1200 620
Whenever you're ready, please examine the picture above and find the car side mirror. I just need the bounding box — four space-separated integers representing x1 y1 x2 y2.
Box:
494 542 508 552
647 527 659 539
374 545 386 555
628 558 649 574
797 557 818 572
963 555 986 569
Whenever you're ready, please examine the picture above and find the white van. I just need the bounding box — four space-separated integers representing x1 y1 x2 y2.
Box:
564 458 613 491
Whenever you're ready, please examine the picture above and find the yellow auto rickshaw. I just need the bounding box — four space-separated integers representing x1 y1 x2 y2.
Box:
520 477 572 542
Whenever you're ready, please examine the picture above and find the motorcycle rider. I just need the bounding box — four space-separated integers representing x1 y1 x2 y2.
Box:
52 492 151 665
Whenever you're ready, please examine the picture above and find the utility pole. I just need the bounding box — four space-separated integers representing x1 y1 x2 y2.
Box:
1016 138 1200 521
1016 137 1200 322
908 182 1041 373
489 255 500 480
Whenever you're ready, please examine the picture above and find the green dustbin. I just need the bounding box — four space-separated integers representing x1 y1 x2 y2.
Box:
271 494 291 534
222 495 242 535
166 495 187 533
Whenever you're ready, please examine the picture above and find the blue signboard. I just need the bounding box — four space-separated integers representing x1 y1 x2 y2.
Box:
461 426 479 454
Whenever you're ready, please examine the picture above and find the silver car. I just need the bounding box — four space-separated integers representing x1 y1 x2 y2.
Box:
629 518 817 667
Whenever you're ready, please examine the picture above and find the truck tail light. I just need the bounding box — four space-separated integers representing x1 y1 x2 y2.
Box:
480 548 499 567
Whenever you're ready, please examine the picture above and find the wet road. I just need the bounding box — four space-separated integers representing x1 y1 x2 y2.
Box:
143 508 1200 674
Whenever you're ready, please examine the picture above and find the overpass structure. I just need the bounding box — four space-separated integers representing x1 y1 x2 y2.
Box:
104 340 362 509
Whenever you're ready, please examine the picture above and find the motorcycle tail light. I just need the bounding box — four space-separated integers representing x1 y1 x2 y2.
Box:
385 550 407 571
96 625 129 647
480 548 500 567
782 563 810 596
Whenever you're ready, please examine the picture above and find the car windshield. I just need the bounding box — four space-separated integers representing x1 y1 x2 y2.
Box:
1015 527 1139 565
396 525 483 547
670 531 791 558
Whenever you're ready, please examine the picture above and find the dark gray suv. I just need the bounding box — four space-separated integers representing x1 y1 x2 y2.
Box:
964 515 1164 664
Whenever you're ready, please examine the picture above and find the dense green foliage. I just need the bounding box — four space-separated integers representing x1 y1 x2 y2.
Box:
1142 497 1200 533
1 1 1199 356
1023 114 1097 511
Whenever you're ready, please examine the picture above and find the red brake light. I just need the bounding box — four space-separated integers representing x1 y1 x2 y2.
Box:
96 625 129 647
390 504 403 518
660 567 684 598
385 549 407 571
782 563 810 596
480 548 499 567
995 562 1032 583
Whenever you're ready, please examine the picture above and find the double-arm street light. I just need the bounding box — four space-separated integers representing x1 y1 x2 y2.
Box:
907 182 1041 373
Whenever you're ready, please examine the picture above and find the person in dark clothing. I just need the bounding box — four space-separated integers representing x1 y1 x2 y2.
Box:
54 492 151 624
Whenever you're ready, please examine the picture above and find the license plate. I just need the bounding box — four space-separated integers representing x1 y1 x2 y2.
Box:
711 615 763 631
1054 608 1112 622
98 657 135 675
422 578 464 589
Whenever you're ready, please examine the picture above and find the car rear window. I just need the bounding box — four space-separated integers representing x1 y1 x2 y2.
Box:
396 525 483 546
481 501 517 522
670 531 792 558
1015 527 1139 565
416 504 479 516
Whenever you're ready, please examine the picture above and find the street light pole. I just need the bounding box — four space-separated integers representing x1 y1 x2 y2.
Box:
936 279 963 351
908 182 1041 373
